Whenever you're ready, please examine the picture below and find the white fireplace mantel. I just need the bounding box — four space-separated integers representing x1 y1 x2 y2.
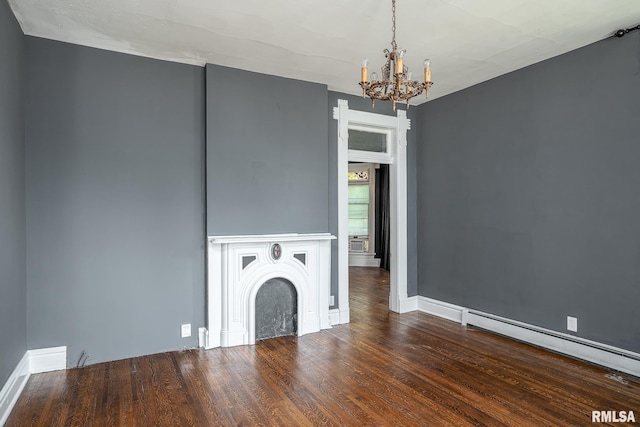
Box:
205 233 335 349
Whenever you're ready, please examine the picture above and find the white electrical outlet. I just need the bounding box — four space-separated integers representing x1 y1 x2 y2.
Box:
567 316 578 332
330 295 335 306
181 323 192 338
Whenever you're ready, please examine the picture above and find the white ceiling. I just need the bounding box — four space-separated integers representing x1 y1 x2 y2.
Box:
8 0 640 103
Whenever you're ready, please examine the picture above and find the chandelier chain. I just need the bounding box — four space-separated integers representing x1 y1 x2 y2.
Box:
391 0 397 50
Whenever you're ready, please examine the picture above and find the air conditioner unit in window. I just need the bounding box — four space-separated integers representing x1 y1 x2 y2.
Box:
349 238 366 253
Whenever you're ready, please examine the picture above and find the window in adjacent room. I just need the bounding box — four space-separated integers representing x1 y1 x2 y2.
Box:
348 166 370 240
348 183 369 237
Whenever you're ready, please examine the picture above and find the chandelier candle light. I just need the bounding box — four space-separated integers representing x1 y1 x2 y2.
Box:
359 0 433 110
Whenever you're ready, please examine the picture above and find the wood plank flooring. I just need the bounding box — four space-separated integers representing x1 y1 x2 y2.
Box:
7 267 640 426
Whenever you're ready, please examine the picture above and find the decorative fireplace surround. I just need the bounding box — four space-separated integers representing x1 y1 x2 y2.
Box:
205 233 335 349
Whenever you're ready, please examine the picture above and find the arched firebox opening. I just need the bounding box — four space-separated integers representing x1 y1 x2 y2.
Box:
255 278 298 341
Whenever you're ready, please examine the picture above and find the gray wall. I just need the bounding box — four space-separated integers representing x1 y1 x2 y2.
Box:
206 64 328 235
25 37 205 366
327 92 419 302
0 0 26 385
416 33 640 352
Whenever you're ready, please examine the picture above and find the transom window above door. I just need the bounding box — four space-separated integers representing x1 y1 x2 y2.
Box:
348 129 388 154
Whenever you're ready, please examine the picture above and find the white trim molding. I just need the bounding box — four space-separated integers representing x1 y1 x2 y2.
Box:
334 99 351 325
397 296 418 313
198 327 209 349
417 297 640 377
328 308 340 326
348 253 380 267
333 99 411 318
28 346 66 374
388 108 410 314
0 346 66 426
417 296 466 323
464 311 640 378
338 307 350 324
0 353 29 426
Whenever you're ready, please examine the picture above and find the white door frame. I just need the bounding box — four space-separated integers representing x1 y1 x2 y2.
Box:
333 99 412 323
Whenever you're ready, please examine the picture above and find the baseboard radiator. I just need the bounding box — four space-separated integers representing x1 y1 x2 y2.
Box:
462 310 640 378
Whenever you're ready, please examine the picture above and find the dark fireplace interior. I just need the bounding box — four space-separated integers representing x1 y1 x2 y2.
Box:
255 278 298 341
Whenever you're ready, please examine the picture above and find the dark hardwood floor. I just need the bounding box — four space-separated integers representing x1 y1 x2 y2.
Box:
7 267 640 426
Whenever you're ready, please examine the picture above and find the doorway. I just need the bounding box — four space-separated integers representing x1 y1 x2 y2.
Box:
333 99 411 324
347 161 387 269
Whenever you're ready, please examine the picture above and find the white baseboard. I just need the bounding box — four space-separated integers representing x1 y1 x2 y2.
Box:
417 296 465 323
198 327 209 348
464 311 640 378
28 346 66 374
398 296 418 313
0 346 66 426
329 309 340 326
348 253 381 267
417 297 640 377
0 353 29 426
330 307 350 325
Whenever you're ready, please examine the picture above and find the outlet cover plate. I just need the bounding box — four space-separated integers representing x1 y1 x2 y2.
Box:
181 323 192 338
567 316 578 332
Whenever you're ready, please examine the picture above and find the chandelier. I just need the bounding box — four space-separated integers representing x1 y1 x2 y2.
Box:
359 0 432 111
